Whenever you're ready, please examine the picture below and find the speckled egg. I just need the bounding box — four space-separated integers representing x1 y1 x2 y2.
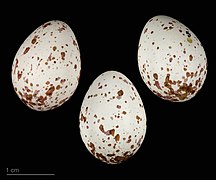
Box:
138 15 207 102
11 20 81 111
79 71 147 164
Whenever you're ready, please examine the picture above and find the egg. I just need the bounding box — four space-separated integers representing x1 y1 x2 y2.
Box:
79 71 147 164
11 20 81 111
138 15 207 102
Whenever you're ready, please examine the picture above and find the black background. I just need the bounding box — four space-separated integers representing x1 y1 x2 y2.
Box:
1 2 214 179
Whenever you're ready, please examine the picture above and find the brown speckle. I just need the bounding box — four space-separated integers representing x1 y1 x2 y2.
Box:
61 52 65 60
23 47 30 54
80 113 86 123
99 124 115 136
17 71 22 80
115 134 120 142
186 72 190 77
154 81 162 90
126 135 132 143
58 26 66 32
31 36 37 44
111 152 132 164
45 86 55 96
73 40 77 46
144 28 148 33
13 59 19 74
37 95 47 104
53 46 57 51
42 22 51 28
189 54 193 61
60 79 66 84
117 90 124 96
136 115 142 123
116 105 121 109
88 142 95 155
96 153 107 163
153 73 158 80
56 85 61 90
122 111 127 115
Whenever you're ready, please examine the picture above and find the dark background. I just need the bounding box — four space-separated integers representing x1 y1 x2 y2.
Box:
1 2 214 179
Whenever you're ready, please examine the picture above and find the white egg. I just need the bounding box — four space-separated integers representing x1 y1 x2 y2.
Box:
79 71 147 164
11 20 81 111
138 15 207 102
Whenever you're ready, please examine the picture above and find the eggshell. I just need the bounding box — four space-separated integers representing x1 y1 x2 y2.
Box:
138 15 207 102
11 20 81 111
79 71 147 164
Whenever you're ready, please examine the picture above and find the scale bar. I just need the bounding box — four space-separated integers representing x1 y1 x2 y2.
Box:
7 174 55 176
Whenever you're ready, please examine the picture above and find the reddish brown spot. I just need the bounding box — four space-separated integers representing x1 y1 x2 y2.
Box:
46 81 50 85
169 57 173 62
116 105 121 109
136 115 142 123
60 79 66 84
58 27 66 32
111 152 132 164
99 124 115 136
53 46 57 51
122 111 127 115
13 59 19 74
200 68 204 74
88 142 95 155
176 83 196 100
24 93 33 101
147 81 151 86
189 54 193 61
153 73 158 80
61 52 65 60
115 134 120 142
126 135 132 143
137 135 143 146
33 90 40 97
96 153 107 163
24 86 31 92
107 154 115 157
117 90 124 96
80 113 86 123
73 40 77 46
74 64 77 69
47 53 52 61
56 85 61 90
37 95 47 104
58 98 68 105
186 72 190 77
45 86 55 96
17 71 22 80
42 22 51 28
23 47 30 54
154 81 162 90
144 28 148 33
31 36 37 44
